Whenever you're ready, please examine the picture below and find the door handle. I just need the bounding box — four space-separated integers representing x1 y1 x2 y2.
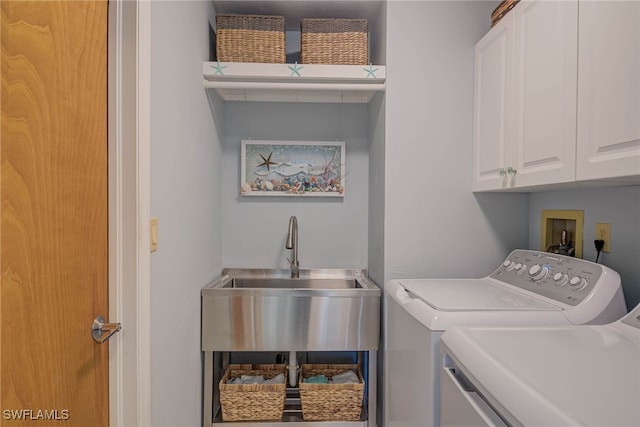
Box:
92 315 122 343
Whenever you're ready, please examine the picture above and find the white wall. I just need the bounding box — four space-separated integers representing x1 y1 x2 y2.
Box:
150 2 222 426
384 0 530 285
221 102 370 270
529 186 640 310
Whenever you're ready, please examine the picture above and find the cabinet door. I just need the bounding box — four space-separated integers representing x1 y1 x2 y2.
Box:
577 1 640 180
510 0 578 187
472 19 513 191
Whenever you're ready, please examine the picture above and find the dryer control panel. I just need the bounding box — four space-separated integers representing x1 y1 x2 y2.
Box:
621 304 640 329
490 250 604 306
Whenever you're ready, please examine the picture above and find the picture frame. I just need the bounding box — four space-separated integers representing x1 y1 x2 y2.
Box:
240 140 345 197
540 209 584 258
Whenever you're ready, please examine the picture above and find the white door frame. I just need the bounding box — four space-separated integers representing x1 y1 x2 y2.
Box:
108 1 152 426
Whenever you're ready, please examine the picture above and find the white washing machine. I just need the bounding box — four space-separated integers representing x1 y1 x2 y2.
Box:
384 249 626 427
440 303 640 426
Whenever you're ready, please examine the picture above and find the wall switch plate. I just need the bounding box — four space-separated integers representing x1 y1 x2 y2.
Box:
150 217 159 252
595 223 611 252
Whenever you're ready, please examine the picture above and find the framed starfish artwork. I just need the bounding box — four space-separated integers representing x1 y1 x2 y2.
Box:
240 140 345 197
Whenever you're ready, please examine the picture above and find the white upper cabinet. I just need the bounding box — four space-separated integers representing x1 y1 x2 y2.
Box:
473 0 639 191
472 18 513 190
511 0 577 187
576 0 640 180
472 0 578 191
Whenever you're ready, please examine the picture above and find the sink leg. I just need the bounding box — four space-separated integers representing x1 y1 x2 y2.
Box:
368 350 378 427
203 351 213 427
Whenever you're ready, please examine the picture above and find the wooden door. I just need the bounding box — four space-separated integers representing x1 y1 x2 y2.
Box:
576 0 640 181
1 1 109 426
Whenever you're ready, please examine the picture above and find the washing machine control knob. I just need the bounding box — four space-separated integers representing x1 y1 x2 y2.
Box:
503 260 511 268
528 264 549 281
516 264 528 275
505 261 517 271
553 272 569 286
570 276 589 291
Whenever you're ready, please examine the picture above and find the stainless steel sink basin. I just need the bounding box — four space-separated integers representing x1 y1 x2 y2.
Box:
201 269 380 351
222 277 363 289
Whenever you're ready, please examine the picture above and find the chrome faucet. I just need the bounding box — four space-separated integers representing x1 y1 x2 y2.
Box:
286 216 299 278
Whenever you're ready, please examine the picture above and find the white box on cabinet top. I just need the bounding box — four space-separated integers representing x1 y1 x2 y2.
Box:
473 0 640 191
472 0 578 191
576 0 640 181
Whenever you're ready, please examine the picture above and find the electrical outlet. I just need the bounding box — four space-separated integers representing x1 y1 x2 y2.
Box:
595 223 611 253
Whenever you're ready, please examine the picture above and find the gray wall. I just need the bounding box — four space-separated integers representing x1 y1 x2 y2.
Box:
384 0 530 285
529 186 640 310
150 2 222 426
368 0 387 288
368 92 386 427
145 3 640 427
221 102 371 270
380 2 530 426
368 94 386 287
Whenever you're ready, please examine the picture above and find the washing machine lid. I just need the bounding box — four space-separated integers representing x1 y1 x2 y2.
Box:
443 325 640 426
398 278 561 311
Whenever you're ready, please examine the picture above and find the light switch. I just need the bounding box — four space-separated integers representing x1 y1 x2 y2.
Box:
150 217 158 252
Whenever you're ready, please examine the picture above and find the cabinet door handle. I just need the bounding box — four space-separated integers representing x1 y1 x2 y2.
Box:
498 168 507 177
507 166 517 175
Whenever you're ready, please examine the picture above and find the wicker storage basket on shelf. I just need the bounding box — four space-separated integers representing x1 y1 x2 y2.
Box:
219 364 286 421
298 364 365 421
301 18 368 65
491 0 520 27
216 14 285 63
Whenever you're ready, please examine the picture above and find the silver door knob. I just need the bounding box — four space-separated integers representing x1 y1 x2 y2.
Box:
92 315 122 343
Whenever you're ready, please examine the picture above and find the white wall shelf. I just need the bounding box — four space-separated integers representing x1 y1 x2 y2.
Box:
203 62 385 103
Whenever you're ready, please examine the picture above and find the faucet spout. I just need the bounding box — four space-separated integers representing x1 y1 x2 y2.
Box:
286 216 299 278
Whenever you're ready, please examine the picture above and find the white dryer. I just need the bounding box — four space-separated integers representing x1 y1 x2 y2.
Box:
440 303 640 426
384 249 626 427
